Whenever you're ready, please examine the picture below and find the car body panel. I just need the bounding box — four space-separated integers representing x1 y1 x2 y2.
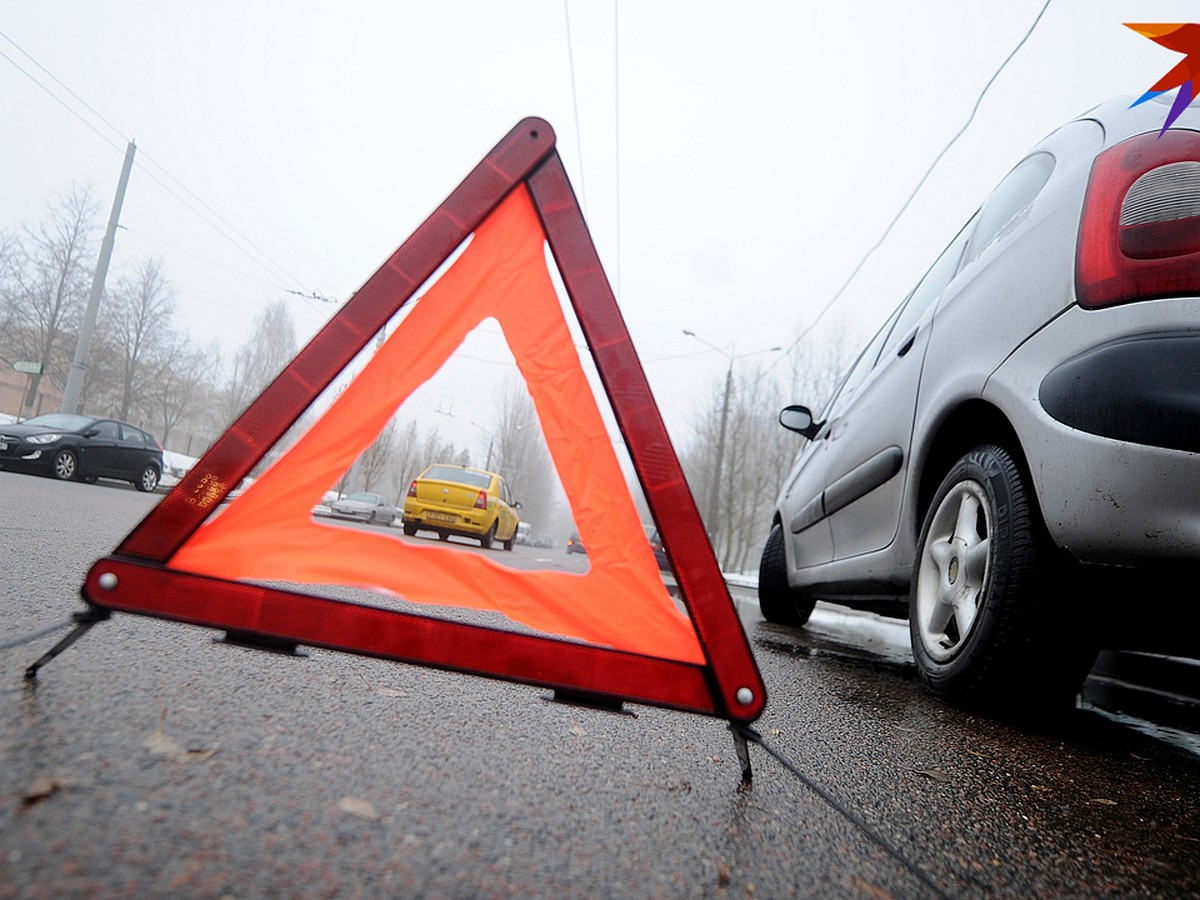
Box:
983 298 1200 564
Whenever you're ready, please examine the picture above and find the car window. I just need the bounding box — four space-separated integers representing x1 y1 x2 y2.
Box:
92 420 120 439
424 465 491 489
822 303 903 422
119 425 146 445
962 152 1054 266
877 216 975 361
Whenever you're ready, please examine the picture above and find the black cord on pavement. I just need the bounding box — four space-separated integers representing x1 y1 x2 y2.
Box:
0 618 76 652
732 724 954 900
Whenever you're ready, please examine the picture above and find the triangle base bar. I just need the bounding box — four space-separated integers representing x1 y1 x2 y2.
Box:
82 557 743 720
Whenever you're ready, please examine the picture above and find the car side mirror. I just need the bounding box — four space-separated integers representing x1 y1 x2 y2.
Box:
779 405 822 440
514 500 523 510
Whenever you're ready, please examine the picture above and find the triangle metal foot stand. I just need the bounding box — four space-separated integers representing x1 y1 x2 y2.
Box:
24 607 110 681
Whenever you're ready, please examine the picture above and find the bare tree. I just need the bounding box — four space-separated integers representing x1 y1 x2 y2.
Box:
141 333 219 447
680 331 853 573
106 256 176 421
1 186 99 415
216 299 298 428
358 419 399 496
489 377 554 526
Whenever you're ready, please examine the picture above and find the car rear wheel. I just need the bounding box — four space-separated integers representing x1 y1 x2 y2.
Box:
135 465 159 493
52 449 77 481
910 444 1095 711
480 522 496 549
402 521 418 536
758 523 817 627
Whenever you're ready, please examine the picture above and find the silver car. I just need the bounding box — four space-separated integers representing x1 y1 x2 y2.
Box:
328 491 398 526
761 95 1200 710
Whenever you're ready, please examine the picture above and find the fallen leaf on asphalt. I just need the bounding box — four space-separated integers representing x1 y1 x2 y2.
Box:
21 777 62 805
569 725 587 736
1089 798 1118 806
965 750 992 759
144 730 217 763
375 687 407 698
339 796 380 821
913 768 950 783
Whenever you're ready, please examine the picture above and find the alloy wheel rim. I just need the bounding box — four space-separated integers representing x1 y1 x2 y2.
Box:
915 479 992 663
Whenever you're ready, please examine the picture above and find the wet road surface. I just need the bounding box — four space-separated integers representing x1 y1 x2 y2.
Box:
2 472 1198 897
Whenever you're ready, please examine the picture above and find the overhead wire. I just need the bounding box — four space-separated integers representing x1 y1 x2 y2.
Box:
562 0 589 216
766 0 1054 378
0 28 328 313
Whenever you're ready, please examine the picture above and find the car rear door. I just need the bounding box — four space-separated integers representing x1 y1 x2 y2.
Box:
116 424 153 479
495 476 518 539
83 420 123 475
823 221 973 561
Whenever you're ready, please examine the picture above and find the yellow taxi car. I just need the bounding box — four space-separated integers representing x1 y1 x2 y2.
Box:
401 463 521 550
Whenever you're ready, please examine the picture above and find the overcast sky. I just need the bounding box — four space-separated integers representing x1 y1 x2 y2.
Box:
2 0 1195 455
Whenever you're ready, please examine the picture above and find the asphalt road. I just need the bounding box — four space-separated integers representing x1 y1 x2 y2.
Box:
2 471 1199 898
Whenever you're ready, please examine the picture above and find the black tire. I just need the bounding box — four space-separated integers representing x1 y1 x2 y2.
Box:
52 449 78 481
758 523 816 627
480 522 496 550
437 530 449 542
503 536 514 551
909 444 1096 711
135 465 159 493
402 521 418 537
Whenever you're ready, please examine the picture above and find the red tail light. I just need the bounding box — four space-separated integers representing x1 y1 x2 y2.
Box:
1076 129 1200 309
474 491 488 510
406 481 417 498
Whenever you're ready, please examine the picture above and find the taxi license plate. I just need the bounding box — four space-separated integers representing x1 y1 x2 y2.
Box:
426 512 455 525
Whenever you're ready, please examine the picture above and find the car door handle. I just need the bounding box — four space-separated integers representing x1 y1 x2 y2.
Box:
896 327 918 357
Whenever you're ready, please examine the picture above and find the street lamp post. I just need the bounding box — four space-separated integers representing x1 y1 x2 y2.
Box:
683 329 781 548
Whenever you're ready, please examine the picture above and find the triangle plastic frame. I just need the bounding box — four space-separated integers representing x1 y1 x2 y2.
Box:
80 118 766 724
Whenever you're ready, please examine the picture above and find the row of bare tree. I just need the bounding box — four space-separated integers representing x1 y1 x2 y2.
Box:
3 184 852 568
678 339 851 573
0 186 307 452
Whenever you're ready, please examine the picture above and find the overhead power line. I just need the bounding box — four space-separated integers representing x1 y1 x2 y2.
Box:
0 27 330 312
770 0 1054 376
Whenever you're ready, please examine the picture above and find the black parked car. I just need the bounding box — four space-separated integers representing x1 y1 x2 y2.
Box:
0 413 163 492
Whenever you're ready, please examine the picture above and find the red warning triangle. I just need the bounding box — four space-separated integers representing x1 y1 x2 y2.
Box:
81 119 765 723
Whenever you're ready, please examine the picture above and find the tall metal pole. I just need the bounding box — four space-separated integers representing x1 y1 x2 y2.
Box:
708 360 733 541
62 141 136 415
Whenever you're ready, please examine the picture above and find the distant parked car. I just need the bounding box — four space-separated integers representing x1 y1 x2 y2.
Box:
761 95 1200 711
312 491 343 517
328 491 398 526
0 413 163 492
645 525 669 573
402 464 521 549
